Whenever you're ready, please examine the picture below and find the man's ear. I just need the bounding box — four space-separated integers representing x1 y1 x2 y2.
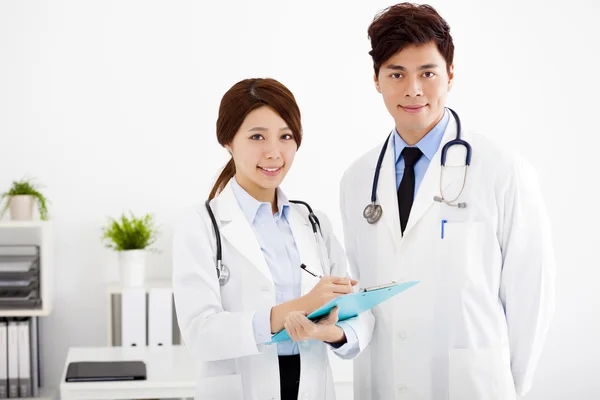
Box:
448 64 454 91
374 73 382 93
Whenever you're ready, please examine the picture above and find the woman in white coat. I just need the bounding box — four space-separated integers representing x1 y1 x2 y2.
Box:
172 78 374 400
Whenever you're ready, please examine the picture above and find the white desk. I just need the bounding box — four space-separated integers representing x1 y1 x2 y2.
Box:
59 345 242 400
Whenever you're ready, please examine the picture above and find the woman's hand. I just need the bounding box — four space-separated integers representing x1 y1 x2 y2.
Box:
301 276 357 314
283 307 346 344
270 276 357 335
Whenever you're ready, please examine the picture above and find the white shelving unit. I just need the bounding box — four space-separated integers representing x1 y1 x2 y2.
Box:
0 221 53 317
0 220 55 400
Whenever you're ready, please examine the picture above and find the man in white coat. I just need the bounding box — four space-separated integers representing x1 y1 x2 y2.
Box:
339 3 556 399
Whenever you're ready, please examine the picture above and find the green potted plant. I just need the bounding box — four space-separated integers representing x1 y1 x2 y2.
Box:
0 178 49 221
102 211 159 286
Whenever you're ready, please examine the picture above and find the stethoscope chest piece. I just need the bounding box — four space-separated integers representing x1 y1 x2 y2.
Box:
217 260 230 286
363 203 383 224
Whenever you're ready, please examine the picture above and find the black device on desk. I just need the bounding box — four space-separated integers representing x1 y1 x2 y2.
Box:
65 361 146 382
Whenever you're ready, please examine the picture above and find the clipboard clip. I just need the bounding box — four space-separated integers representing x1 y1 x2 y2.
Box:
359 281 398 292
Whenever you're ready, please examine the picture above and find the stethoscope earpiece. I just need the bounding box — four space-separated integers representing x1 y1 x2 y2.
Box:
434 196 468 209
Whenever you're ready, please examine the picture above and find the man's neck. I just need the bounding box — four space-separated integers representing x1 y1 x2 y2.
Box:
395 111 445 146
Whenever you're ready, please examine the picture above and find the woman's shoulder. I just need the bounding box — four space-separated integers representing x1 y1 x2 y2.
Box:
173 202 214 237
287 201 334 232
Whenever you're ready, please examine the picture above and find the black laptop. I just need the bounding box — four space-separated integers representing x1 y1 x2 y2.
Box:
65 361 147 382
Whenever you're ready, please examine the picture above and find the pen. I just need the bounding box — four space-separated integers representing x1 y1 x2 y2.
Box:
300 263 322 278
441 219 447 239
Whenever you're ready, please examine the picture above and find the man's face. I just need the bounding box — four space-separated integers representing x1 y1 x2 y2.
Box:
375 41 454 143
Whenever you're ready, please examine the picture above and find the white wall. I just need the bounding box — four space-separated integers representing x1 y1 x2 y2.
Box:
1 0 598 398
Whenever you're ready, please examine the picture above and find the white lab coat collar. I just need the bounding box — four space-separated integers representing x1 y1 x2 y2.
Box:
211 179 320 287
212 180 273 282
375 113 460 245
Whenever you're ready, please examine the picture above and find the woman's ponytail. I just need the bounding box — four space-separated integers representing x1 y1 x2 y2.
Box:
208 158 235 200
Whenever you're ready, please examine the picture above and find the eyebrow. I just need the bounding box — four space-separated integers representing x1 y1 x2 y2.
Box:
248 127 291 132
385 63 439 71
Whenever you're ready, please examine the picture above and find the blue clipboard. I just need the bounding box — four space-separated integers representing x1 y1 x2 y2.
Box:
266 280 419 344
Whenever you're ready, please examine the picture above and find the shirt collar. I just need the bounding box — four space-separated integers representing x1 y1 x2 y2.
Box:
230 176 290 224
393 108 450 163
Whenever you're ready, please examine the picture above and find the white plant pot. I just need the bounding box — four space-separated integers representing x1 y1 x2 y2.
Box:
118 249 146 287
9 195 35 221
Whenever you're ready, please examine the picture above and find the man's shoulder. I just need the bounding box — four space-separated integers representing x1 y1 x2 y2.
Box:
467 129 529 170
465 129 540 191
341 142 384 187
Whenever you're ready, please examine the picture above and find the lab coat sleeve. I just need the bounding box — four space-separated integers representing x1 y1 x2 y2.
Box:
172 207 263 362
315 208 374 360
252 308 274 345
339 174 360 286
498 157 556 396
327 321 360 358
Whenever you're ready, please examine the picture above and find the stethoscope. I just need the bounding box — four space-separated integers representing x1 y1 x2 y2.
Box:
363 107 472 224
204 198 327 286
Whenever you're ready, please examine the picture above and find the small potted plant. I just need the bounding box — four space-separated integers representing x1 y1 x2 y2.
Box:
102 211 158 287
0 178 49 221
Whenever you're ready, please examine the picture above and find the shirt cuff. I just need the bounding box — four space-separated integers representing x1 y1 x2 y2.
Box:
252 308 273 345
327 321 359 356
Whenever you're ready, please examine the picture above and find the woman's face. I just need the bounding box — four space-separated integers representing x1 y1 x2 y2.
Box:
226 106 298 201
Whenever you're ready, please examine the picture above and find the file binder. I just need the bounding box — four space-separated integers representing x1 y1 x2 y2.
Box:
121 288 147 347
17 320 31 397
65 361 146 382
148 288 172 347
0 319 7 398
6 321 17 398
267 280 420 344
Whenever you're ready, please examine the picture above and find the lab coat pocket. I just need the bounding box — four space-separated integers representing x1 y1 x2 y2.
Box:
448 344 516 400
194 373 244 399
437 221 486 288
195 360 244 399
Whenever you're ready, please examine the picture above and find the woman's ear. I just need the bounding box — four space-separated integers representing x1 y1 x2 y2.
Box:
224 144 232 154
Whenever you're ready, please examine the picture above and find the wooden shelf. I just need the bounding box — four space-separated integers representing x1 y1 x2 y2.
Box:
0 220 51 229
107 279 173 294
0 308 51 317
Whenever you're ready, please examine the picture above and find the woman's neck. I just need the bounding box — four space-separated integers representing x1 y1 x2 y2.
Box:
234 176 278 214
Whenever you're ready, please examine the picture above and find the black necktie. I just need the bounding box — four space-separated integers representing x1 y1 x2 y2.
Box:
397 147 423 235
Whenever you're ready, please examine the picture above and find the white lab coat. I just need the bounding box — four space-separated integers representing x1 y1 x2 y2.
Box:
172 180 374 400
340 113 556 400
